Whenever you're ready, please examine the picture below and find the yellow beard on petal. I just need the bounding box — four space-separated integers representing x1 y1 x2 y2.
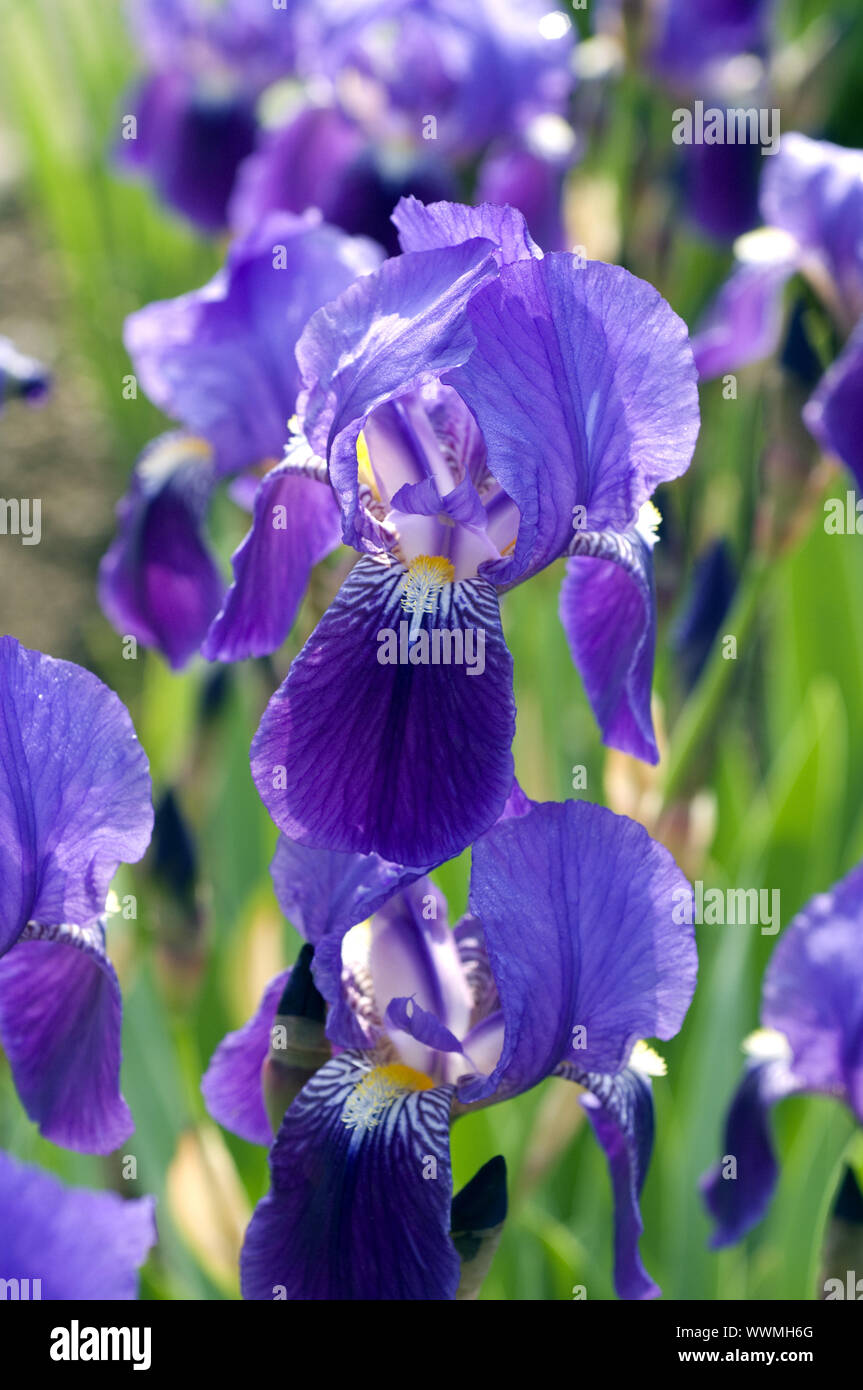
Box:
341 1063 435 1133
400 554 455 618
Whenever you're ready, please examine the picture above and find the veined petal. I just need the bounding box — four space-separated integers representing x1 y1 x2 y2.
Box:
0 638 153 958
240 1052 458 1299
701 1056 800 1248
475 141 570 254
391 195 541 264
295 239 498 547
0 1150 156 1300
251 555 515 865
0 920 133 1153
559 526 658 763
99 432 224 670
124 211 383 477
460 800 697 1102
202 459 341 662
561 1062 659 1300
201 970 290 1145
270 838 428 947
445 255 699 585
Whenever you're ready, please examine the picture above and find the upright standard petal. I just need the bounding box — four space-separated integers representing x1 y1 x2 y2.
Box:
445 255 699 586
460 800 697 1102
0 1150 156 1300
0 638 153 957
0 920 133 1153
240 1052 458 1299
202 458 341 662
559 524 658 763
125 211 383 477
269 836 429 946
99 433 224 670
391 195 541 264
296 239 499 547
251 555 515 865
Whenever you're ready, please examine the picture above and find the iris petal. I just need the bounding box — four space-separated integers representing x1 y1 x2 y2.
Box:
445 255 699 586
0 637 153 958
461 800 697 1102
0 921 133 1153
559 527 658 763
99 432 224 670
251 555 515 865
0 1150 155 1300
202 459 341 662
701 1058 800 1248
240 1052 458 1299
561 1063 660 1300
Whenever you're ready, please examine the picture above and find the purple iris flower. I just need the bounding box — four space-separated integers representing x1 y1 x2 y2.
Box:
203 794 697 1300
99 211 383 668
692 133 863 486
118 0 303 229
229 102 459 257
0 335 50 409
0 636 153 1152
230 198 698 864
299 0 575 160
0 1149 156 1299
227 1 576 251
702 860 863 1248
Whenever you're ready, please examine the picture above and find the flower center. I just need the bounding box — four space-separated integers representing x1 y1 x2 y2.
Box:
400 554 455 617
341 1063 435 1133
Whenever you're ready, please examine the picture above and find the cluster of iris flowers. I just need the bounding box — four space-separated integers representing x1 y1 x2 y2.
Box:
1 0 863 1304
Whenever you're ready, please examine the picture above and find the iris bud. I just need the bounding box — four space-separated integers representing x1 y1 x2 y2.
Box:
262 944 330 1135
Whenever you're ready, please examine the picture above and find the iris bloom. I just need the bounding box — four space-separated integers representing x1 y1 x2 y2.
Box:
203 793 697 1300
118 0 301 229
693 133 863 488
121 0 576 248
99 210 383 668
702 859 863 1247
0 1149 155 1299
232 0 577 251
0 637 153 1152
235 197 698 864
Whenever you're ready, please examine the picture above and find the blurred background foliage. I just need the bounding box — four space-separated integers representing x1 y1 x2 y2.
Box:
1 0 863 1300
